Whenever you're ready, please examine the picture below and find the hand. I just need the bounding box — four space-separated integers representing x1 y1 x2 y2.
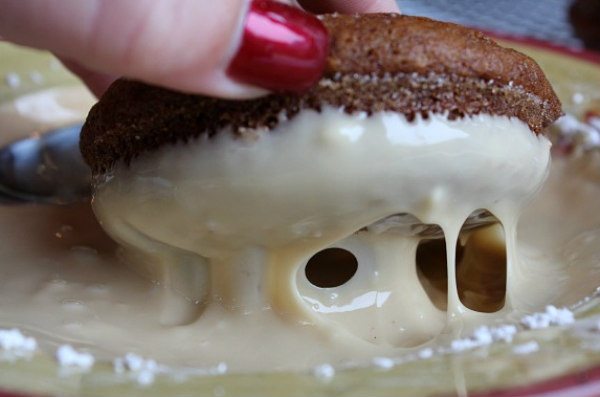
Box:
0 0 399 98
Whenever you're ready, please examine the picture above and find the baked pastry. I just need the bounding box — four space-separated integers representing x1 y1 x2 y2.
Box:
81 14 561 172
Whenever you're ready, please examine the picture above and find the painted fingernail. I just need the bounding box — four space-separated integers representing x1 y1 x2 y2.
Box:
227 0 329 92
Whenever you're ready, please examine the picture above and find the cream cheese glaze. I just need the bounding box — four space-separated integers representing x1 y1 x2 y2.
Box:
1 88 600 374
93 107 550 350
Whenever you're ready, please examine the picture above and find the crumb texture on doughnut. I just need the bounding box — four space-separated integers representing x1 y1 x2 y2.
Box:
81 14 562 173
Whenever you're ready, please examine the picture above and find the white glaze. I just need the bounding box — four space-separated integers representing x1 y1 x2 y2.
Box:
0 89 599 374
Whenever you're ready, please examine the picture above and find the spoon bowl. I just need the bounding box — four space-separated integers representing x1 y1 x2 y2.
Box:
0 124 91 204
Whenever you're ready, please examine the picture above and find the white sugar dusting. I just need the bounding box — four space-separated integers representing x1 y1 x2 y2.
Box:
572 92 585 104
0 329 37 356
513 341 540 355
55 345 95 370
450 324 518 352
553 114 600 150
312 363 335 382
208 362 228 376
521 305 575 329
4 73 20 88
417 347 434 359
113 353 162 386
448 307 573 353
372 356 395 369
492 325 519 342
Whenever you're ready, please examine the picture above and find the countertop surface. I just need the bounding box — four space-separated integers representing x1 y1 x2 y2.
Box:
398 0 597 51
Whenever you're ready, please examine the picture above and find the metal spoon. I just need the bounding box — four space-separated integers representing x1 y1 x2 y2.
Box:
0 123 91 204
0 125 495 236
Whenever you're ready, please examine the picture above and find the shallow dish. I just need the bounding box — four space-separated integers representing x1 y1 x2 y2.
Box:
0 37 599 397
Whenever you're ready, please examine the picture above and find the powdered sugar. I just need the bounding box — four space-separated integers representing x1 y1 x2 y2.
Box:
552 114 600 151
513 341 540 355
450 324 518 352
521 305 575 329
55 345 94 370
4 73 20 89
312 363 335 382
0 329 37 356
113 353 161 386
372 356 395 369
417 347 434 359
208 362 228 376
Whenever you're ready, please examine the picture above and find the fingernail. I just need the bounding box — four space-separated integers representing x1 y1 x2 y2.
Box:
227 0 329 92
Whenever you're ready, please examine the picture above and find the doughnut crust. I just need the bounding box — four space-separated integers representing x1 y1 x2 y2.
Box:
81 14 562 173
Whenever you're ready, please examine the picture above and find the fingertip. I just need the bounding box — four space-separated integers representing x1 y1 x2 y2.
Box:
226 0 329 94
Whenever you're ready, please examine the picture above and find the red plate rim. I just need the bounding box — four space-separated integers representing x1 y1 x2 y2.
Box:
0 392 38 397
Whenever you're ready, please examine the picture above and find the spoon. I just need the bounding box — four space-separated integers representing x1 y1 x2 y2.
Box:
0 124 496 237
0 123 91 204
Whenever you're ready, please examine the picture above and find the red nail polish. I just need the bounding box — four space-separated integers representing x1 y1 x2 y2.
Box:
227 0 329 92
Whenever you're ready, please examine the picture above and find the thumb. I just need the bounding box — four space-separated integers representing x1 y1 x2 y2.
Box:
0 0 329 98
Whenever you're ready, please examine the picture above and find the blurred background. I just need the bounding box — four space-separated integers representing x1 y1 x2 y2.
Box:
398 0 600 52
